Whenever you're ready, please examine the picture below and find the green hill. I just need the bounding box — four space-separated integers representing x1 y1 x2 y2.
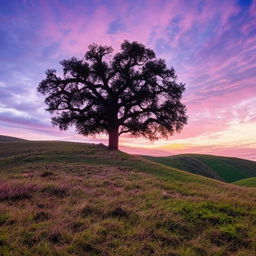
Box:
143 154 256 183
0 135 26 142
0 141 255 256
233 177 256 187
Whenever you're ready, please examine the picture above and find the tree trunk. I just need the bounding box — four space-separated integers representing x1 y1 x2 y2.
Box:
108 127 119 150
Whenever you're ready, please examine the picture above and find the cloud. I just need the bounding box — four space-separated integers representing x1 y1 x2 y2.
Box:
0 0 255 160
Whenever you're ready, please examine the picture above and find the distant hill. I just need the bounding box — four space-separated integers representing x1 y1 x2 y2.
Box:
0 135 27 142
143 154 256 183
233 177 256 187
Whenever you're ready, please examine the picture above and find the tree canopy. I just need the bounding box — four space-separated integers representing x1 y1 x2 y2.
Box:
38 40 188 150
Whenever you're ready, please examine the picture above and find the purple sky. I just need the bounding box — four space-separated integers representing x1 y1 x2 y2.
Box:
0 0 255 160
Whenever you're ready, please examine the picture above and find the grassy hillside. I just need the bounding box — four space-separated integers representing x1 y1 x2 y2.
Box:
144 154 256 183
0 141 256 256
233 177 256 187
0 135 26 142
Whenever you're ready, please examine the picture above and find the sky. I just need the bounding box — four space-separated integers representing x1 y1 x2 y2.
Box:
0 0 255 160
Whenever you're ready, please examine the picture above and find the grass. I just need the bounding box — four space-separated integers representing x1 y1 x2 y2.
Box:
144 154 256 182
0 140 256 255
233 177 256 187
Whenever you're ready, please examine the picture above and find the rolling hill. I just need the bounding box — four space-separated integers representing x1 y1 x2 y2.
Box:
144 154 256 183
0 135 26 142
233 177 256 187
0 140 255 255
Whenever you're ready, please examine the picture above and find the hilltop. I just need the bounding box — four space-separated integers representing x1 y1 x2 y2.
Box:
0 135 26 142
144 154 256 183
0 140 255 255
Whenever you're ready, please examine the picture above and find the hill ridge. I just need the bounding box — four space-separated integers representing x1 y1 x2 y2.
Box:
143 153 256 183
0 134 27 142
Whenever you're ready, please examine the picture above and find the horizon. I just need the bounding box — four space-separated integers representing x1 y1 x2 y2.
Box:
1 133 256 162
0 0 255 160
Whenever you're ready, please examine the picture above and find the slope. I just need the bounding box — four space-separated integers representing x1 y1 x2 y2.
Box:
0 141 255 256
233 177 256 187
144 154 256 182
0 135 26 142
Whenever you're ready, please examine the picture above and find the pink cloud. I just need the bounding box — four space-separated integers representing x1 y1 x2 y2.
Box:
0 0 255 161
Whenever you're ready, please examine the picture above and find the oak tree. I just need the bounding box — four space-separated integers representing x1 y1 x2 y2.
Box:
38 41 187 150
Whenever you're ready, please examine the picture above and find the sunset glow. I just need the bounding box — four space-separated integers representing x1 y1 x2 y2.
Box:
0 0 255 159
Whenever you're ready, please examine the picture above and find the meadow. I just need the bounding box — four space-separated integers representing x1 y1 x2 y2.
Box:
0 140 256 256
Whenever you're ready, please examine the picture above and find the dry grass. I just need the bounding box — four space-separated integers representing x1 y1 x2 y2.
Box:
0 141 255 255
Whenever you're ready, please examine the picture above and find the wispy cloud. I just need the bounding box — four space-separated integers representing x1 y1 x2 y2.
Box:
0 0 255 159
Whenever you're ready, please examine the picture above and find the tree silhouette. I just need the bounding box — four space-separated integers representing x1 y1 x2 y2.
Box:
38 41 187 150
